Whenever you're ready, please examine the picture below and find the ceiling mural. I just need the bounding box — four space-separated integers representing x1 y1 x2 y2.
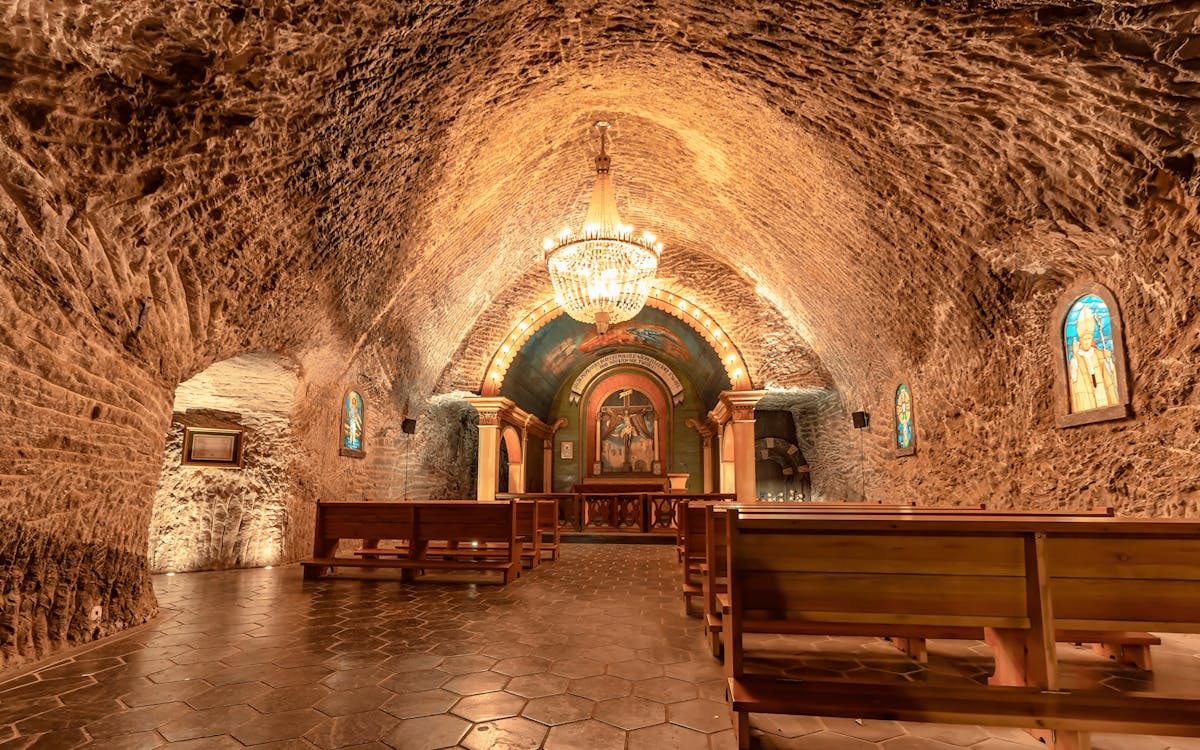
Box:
500 306 730 420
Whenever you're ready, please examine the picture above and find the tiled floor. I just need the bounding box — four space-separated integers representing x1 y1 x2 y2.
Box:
2 544 1200 749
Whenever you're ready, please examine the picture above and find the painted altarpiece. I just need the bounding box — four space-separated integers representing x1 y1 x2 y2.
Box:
582 369 671 480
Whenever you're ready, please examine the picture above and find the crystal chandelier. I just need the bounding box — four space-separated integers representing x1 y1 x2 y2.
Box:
543 122 663 333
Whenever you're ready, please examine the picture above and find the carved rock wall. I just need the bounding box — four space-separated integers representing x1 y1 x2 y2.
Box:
1 0 1198 670
0 275 169 670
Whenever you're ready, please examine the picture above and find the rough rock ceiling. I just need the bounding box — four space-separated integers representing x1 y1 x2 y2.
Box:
2 1 1196 402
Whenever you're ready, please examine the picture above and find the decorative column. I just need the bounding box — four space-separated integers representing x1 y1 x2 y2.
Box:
543 418 569 492
686 418 717 493
466 396 557 502
466 397 507 502
711 391 767 503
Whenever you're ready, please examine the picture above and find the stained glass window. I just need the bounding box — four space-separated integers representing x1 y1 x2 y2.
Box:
341 391 364 454
1063 295 1118 414
895 383 914 454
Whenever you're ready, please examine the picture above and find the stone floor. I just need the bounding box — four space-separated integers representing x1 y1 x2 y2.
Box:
3 544 1200 749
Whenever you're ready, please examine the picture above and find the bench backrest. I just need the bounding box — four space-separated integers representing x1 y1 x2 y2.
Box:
724 514 1200 682
726 515 1032 632
534 499 559 531
316 500 518 545
1045 530 1200 631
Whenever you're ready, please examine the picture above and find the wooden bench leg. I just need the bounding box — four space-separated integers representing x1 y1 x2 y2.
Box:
985 627 1029 687
302 564 324 580
709 627 722 659
729 701 750 750
1091 642 1153 671
1029 728 1092 750
893 637 928 663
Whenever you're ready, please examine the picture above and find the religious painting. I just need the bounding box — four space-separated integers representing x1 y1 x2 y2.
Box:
339 390 365 458
894 383 915 457
578 323 692 362
598 389 658 474
1051 283 1130 428
182 427 243 468
560 440 574 460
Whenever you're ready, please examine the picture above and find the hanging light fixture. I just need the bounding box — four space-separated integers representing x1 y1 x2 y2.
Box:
543 121 663 333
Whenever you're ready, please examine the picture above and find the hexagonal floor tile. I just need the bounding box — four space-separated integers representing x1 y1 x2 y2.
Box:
450 691 526 722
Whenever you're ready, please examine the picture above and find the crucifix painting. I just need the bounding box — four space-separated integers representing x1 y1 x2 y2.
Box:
598 389 658 474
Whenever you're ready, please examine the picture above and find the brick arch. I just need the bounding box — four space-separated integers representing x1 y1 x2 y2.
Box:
480 291 751 397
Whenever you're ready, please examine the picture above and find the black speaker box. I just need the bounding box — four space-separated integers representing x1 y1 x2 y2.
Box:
851 411 870 429
401 418 417 434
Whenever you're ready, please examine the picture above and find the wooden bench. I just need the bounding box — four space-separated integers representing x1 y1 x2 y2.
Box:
722 512 1200 749
677 501 915 614
364 498 561 569
497 494 569 556
301 500 521 584
702 505 1146 664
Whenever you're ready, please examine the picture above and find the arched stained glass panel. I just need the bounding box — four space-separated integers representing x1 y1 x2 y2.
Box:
1063 295 1118 414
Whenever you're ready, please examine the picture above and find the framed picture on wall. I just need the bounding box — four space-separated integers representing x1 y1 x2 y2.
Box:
182 427 244 468
560 440 574 460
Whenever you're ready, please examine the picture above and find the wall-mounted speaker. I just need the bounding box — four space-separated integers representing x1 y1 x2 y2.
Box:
401 418 417 434
851 411 870 429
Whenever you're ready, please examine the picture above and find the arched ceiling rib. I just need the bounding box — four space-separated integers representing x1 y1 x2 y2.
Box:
2 1 1194 399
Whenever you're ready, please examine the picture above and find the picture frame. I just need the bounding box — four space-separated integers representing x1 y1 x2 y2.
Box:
182 427 244 468
560 440 574 460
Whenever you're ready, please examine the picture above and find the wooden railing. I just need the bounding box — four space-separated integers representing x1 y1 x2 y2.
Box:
498 492 737 533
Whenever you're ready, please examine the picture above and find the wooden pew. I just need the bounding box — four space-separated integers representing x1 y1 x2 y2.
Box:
722 513 1200 749
698 502 978 652
497 493 574 547
301 500 521 584
534 498 561 561
511 498 562 566
678 501 914 614
702 505 1155 665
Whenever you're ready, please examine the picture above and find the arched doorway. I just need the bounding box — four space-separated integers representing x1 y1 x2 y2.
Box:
498 425 523 494
147 352 299 573
719 422 736 494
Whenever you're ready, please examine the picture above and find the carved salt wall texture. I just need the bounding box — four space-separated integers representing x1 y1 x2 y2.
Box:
384 393 479 501
0 271 170 671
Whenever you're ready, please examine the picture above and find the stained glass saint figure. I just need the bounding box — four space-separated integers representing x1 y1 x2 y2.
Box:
895 383 913 451
1064 296 1118 413
342 391 364 452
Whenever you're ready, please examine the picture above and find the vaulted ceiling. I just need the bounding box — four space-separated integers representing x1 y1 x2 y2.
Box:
2 1 1195 403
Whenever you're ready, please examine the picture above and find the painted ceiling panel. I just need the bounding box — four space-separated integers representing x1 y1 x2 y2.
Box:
500 306 730 420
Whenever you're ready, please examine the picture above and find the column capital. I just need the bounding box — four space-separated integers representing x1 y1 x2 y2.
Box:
465 395 515 426
684 417 716 439
709 390 767 425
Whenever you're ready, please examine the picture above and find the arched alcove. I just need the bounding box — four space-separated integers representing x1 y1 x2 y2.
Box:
148 352 300 573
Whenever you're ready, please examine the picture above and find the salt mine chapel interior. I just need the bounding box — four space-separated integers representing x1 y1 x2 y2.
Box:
1 2 1199 750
